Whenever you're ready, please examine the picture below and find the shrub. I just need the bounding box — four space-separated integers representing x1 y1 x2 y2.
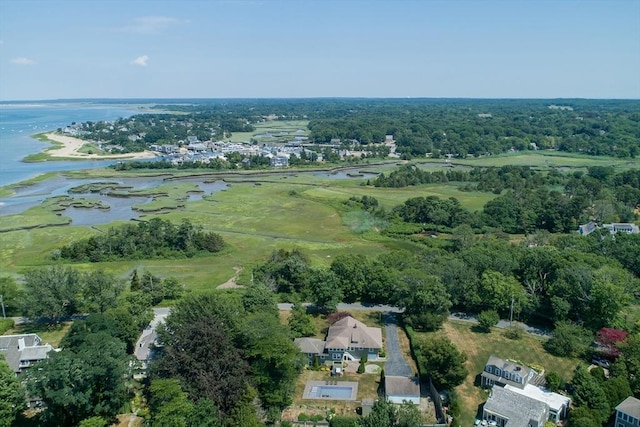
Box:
503 326 523 340
298 413 309 422
545 372 565 392
0 318 14 334
477 310 500 332
327 311 352 325
330 416 359 427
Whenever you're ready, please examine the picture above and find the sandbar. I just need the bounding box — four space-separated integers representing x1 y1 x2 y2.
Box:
43 133 157 160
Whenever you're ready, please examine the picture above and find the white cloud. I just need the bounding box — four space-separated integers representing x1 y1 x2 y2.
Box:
10 57 35 65
118 16 188 34
131 55 149 67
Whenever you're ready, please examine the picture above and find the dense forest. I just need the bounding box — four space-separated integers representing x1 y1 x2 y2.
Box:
71 98 640 158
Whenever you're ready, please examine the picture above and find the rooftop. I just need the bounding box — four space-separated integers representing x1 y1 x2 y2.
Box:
385 375 420 397
617 396 640 419
505 384 570 412
294 337 326 355
484 386 548 427
325 316 383 350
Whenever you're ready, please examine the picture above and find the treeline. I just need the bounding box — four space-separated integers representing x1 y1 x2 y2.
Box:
305 99 640 158
15 266 179 334
372 166 640 234
151 289 304 426
59 218 224 261
253 231 640 331
73 98 640 158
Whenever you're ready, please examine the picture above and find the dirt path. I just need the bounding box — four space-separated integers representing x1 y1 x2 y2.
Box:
217 266 245 289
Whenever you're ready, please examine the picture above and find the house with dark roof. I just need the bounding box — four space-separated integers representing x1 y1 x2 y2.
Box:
616 396 640 427
294 316 383 366
483 386 549 427
481 355 537 389
0 334 54 374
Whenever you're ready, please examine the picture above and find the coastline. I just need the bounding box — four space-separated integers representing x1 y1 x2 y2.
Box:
26 132 158 162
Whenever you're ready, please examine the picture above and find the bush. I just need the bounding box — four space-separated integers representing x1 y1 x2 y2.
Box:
327 311 352 325
503 326 523 340
310 414 324 422
545 321 593 357
0 318 14 334
477 310 499 332
404 312 446 331
545 372 565 392
330 416 359 427
298 413 309 422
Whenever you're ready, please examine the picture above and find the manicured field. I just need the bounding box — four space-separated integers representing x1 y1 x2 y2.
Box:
412 320 580 426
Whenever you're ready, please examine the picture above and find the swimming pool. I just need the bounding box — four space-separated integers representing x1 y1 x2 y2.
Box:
303 381 358 400
308 386 352 399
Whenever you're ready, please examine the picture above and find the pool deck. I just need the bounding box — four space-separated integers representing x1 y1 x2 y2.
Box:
302 380 359 401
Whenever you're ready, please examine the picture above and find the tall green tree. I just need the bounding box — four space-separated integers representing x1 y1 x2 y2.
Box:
158 317 250 415
570 365 610 423
26 332 128 426
416 337 467 389
308 268 343 313
148 379 194 427
22 265 81 322
81 270 124 313
288 304 316 338
396 270 451 331
0 356 25 427
0 277 22 317
545 321 593 358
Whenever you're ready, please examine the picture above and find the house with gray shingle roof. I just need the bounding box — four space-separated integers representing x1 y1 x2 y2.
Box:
483 386 549 427
616 396 640 427
0 334 54 374
294 316 383 366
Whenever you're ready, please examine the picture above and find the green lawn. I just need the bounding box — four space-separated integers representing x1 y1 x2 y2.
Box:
7 322 72 347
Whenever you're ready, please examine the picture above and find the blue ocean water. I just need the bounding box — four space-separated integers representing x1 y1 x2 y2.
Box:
0 103 138 188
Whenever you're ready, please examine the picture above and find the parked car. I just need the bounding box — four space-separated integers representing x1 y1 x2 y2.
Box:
592 357 610 368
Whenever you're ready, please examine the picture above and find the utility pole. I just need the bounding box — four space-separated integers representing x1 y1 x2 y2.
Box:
0 295 5 319
509 296 514 327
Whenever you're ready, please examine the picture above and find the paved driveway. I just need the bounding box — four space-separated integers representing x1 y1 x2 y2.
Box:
383 314 414 377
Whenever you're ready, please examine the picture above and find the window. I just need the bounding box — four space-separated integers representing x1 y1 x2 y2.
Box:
332 353 341 360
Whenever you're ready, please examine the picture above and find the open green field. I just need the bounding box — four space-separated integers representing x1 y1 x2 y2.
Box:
0 164 499 289
453 151 640 170
1 150 638 290
411 320 580 426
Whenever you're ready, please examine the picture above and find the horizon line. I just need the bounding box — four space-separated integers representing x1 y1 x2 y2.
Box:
2 96 640 103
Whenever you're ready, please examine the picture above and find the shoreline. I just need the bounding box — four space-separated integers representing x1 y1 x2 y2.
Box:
28 132 158 162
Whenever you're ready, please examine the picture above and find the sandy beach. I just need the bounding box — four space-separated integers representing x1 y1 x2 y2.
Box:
44 133 157 160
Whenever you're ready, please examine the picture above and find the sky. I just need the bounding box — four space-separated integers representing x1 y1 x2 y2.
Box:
0 0 638 100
